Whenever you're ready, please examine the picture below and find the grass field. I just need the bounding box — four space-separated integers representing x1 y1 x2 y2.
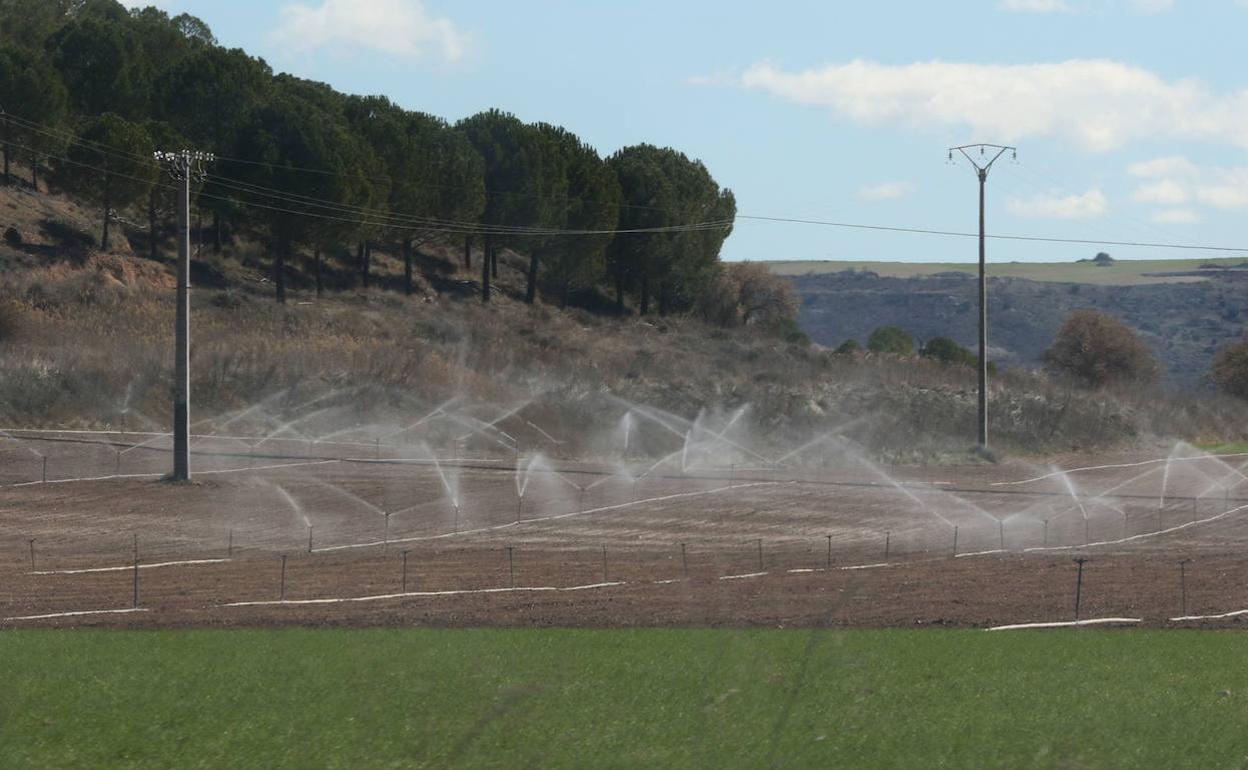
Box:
2 629 1246 769
765 257 1248 285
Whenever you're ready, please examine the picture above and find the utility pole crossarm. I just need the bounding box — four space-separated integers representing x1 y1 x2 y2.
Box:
946 143 1018 451
154 150 214 482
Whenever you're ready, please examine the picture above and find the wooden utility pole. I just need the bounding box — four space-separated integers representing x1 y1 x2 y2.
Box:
154 150 213 481
948 144 1016 450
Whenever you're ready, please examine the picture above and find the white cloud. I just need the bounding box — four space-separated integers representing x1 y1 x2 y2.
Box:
1151 208 1200 224
1127 0 1174 13
1127 156 1248 211
1131 179 1188 204
998 0 1073 11
1007 189 1108 219
1127 155 1198 178
999 0 1173 12
1196 170 1248 209
272 0 467 63
735 59 1248 151
857 181 915 201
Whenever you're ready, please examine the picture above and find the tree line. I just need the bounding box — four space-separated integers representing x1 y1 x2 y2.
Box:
0 0 737 315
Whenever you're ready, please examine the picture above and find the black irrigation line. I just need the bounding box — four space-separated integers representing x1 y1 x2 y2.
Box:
6 430 1246 506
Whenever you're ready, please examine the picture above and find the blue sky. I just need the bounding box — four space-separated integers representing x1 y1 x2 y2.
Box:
127 0 1248 263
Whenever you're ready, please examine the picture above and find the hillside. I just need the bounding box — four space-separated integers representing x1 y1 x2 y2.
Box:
781 261 1248 388
3 181 1248 461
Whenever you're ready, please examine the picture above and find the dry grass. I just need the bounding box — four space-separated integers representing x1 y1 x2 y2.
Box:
1 173 1245 461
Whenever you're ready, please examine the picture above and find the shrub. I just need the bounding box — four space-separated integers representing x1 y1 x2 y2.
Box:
867 326 914 356
834 339 861 356
1044 309 1159 387
697 262 799 328
1210 338 1248 400
770 317 809 346
920 336 976 367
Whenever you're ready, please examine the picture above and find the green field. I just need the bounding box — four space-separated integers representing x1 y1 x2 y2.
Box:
765 257 1248 286
2 629 1246 768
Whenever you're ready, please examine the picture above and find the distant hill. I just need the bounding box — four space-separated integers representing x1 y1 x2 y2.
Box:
778 260 1248 388
767 258 1248 286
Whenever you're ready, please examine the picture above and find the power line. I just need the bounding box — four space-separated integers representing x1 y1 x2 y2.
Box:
737 215 1248 254
6 137 731 238
7 109 1248 254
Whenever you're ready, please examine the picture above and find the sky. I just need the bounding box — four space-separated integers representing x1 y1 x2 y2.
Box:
123 0 1248 264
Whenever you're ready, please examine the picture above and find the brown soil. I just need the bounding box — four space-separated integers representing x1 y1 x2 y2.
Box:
2 431 1246 630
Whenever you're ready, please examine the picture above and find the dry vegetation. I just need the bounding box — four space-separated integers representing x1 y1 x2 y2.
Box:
3 254 1247 461
1 180 1246 461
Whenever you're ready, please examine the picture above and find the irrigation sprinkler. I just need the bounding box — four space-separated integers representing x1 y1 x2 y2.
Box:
681 543 689 579
825 535 832 569
41 456 47 483
279 554 288 600
952 526 959 556
249 443 255 469
516 494 523 521
885 531 891 560
1084 518 1090 545
384 512 391 546
1042 519 1049 547
28 538 35 571
1179 558 1191 616
730 463 736 482
579 487 586 514
115 450 121 475
507 546 515 588
401 550 410 592
756 538 764 571
453 504 461 534
1192 496 1198 522
132 552 139 608
375 437 381 459
602 546 609 582
1073 557 1088 620
998 520 1005 550
307 525 314 554
632 479 638 502
227 529 233 559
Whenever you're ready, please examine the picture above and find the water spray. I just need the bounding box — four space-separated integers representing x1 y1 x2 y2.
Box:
681 543 689 579
453 504 461 533
952 526 959 556
1178 558 1191 616
227 528 233 559
41 455 47 483
1042 519 1049 547
885 531 891 560
825 535 832 569
384 511 391 546
28 538 35 571
1073 557 1087 620
279 554 288 600
401 550 411 592
602 546 609 582
517 493 524 521
131 535 140 608
307 524 314 554
999 520 1005 551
